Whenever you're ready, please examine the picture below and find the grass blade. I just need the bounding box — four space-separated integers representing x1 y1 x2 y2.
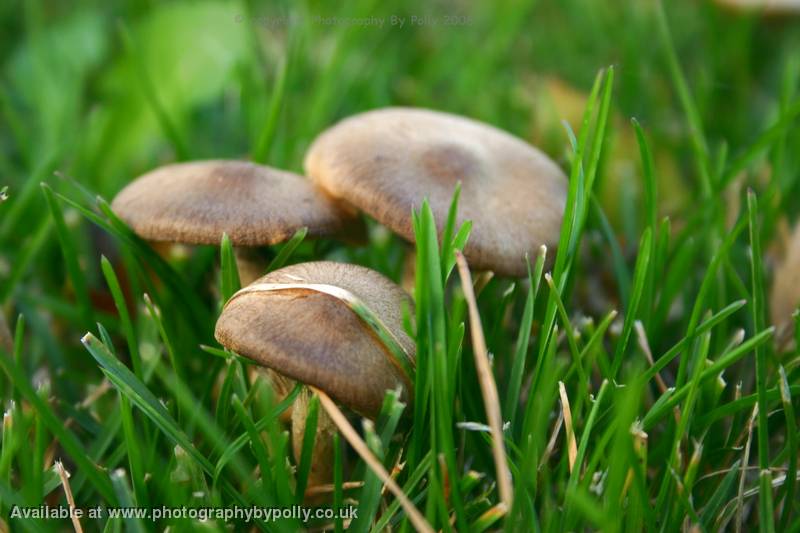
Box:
41 183 94 328
544 272 588 387
100 256 143 380
643 326 774 429
700 460 741 529
109 469 147 533
220 233 241 302
440 183 463 280
333 433 344 533
98 326 148 508
698 385 800 427
142 293 184 384
644 299 746 383
505 247 546 428
314 387 434 533
370 452 432 533
456 251 513 509
294 393 319 504
747 190 775 533
213 383 300 479
777 366 797 531
266 227 308 273
675 217 748 387
81 333 214 474
611 228 652 376
0 215 51 302
51 189 210 328
534 67 614 394
632 119 658 325
566 380 610 493
0 338 116 503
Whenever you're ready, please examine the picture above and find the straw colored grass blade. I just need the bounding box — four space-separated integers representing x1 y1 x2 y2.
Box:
313 387 433 533
55 461 83 533
455 251 513 508
558 381 578 473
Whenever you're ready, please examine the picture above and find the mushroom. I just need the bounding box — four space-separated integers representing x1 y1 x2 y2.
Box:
214 261 415 494
771 221 800 338
112 160 362 412
111 159 361 285
304 107 568 277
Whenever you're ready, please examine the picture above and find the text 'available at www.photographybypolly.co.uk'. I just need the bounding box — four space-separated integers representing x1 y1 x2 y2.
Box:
9 504 358 523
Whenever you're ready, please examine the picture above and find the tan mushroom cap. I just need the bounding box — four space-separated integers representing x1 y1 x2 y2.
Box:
111 160 358 246
304 107 568 277
770 222 800 329
214 261 415 418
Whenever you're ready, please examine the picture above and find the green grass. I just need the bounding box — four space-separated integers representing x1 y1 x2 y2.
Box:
1 0 800 531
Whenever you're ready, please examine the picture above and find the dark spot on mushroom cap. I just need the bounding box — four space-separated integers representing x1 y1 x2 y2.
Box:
419 143 482 188
214 261 414 418
304 107 567 277
111 160 360 247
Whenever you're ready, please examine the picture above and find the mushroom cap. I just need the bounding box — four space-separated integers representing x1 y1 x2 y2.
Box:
304 107 568 276
111 160 358 246
214 261 415 418
770 223 800 328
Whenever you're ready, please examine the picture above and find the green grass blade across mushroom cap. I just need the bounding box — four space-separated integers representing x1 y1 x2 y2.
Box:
214 261 415 418
304 107 568 277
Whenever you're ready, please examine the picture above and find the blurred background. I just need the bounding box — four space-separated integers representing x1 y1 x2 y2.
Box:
1 0 798 209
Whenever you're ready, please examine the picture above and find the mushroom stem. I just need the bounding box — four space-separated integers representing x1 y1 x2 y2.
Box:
291 387 337 501
249 367 296 423
233 247 267 287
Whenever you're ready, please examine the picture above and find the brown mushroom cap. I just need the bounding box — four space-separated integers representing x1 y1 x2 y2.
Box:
770 222 800 328
304 107 568 277
214 261 414 417
111 160 358 246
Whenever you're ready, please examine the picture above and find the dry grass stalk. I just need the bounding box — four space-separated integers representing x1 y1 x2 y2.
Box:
558 381 578 473
313 387 434 533
55 461 83 533
456 251 514 508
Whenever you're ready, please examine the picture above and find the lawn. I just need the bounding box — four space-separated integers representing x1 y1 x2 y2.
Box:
1 0 799 531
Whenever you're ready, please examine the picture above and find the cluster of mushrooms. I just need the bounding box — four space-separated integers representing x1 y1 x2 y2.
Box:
111 107 568 496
